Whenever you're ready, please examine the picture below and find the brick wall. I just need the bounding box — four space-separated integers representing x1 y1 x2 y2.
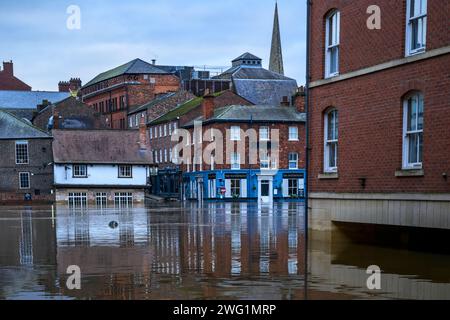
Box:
310 0 450 82
0 139 54 202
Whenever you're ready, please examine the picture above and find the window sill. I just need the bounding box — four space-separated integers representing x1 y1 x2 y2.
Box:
318 172 339 180
288 139 299 142
395 169 424 177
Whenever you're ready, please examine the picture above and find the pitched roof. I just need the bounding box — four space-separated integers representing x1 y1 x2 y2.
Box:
0 110 51 139
83 58 169 88
183 105 305 127
0 90 70 109
232 52 262 62
148 91 225 126
52 130 152 164
233 78 298 105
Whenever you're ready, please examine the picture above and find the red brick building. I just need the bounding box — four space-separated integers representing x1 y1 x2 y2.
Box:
147 90 252 197
307 0 450 231
180 92 306 203
81 59 180 129
0 61 32 91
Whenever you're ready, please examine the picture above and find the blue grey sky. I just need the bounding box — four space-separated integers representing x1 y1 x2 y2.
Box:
0 0 306 91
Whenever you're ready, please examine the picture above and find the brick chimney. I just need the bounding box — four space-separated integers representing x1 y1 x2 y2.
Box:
53 111 60 130
294 86 306 113
2 61 13 76
202 90 215 120
37 100 51 112
58 81 70 92
69 78 82 91
139 115 148 150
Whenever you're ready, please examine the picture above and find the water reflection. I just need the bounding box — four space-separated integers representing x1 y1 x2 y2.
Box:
0 203 449 300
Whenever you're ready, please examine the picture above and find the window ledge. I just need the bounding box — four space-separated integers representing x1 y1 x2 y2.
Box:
395 169 424 177
318 172 339 180
288 139 299 142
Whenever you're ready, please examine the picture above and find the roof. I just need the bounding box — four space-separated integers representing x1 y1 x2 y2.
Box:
1 108 35 121
0 90 70 109
83 58 169 88
0 110 51 139
52 130 152 164
232 52 262 62
183 105 306 127
216 65 294 81
233 78 298 105
149 91 225 126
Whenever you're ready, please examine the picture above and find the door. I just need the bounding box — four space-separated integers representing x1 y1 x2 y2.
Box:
260 180 270 203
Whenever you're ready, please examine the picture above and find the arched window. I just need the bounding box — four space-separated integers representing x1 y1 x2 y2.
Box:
325 10 340 78
403 92 424 169
324 109 338 172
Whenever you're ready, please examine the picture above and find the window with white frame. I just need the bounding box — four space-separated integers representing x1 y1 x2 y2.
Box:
406 0 427 56
73 165 87 178
403 93 424 169
289 126 299 141
149 128 153 140
169 123 172 135
15 141 29 164
260 152 270 169
118 165 132 178
164 125 167 136
325 10 340 78
231 152 240 170
288 153 298 169
169 148 173 162
324 109 338 172
19 172 30 189
159 126 162 137
260 126 269 141
230 179 241 197
164 149 168 163
230 126 241 141
159 150 163 163
288 179 299 196
129 117 133 128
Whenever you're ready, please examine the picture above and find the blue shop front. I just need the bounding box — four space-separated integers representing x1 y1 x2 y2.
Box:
183 169 306 203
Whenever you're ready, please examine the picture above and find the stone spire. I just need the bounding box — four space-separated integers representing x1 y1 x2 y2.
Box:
269 2 284 75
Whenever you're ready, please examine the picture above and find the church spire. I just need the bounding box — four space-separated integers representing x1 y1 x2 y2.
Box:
269 1 284 75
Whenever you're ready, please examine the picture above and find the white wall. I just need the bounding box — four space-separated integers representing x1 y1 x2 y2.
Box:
54 164 148 186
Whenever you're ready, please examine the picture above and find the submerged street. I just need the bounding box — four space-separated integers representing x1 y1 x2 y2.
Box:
0 202 449 300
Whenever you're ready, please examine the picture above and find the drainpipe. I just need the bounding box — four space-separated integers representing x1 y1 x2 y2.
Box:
304 0 312 300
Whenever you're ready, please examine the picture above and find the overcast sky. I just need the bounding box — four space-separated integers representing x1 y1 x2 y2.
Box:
0 0 306 91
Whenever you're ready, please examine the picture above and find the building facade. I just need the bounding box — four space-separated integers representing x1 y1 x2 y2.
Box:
181 94 306 203
81 58 180 129
52 124 152 207
0 110 54 203
307 0 450 230
147 90 252 198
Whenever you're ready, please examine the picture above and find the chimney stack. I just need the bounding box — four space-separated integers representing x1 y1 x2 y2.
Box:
69 78 82 92
58 81 70 92
3 61 13 76
139 115 148 150
37 99 51 112
294 86 306 113
53 111 60 130
151 59 156 65
202 89 215 120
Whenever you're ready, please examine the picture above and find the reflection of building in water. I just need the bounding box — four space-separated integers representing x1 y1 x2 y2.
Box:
19 209 34 265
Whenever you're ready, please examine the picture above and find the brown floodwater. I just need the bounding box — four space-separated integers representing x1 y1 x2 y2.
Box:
0 202 449 300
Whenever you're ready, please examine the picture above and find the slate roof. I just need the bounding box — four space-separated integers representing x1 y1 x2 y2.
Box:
1 108 35 121
83 58 169 88
0 110 51 139
232 52 262 62
183 105 305 128
233 78 298 105
52 130 152 164
0 90 70 109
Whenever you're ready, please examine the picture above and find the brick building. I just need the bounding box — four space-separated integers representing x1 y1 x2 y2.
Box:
0 61 32 91
0 110 54 203
306 0 450 231
33 96 108 131
81 58 180 129
147 90 252 198
180 93 306 203
127 90 196 129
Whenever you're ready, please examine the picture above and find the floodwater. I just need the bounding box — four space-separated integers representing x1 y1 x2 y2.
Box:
0 202 449 300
